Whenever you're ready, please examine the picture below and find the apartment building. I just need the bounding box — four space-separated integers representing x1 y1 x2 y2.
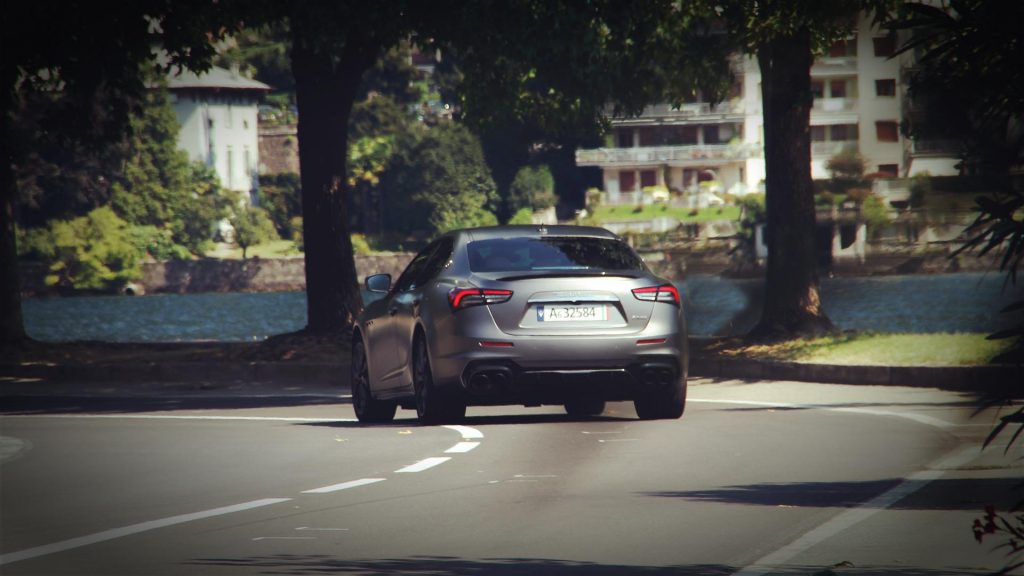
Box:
576 13 958 204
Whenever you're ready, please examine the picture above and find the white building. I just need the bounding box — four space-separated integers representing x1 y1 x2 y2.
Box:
576 13 959 203
167 66 271 199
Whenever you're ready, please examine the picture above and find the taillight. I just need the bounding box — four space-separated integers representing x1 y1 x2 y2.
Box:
632 284 680 305
449 288 513 310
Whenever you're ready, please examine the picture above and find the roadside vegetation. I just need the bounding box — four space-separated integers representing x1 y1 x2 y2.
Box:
704 332 1012 367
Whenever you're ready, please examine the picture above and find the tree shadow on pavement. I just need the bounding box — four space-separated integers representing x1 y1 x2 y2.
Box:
642 476 1021 511
185 555 995 575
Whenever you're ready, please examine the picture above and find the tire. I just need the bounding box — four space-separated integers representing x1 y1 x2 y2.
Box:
351 339 397 423
634 372 687 420
564 397 606 417
413 336 466 424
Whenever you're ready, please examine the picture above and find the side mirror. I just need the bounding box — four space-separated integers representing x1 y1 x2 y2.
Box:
365 273 392 293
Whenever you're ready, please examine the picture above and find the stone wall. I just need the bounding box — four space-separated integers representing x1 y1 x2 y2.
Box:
20 254 414 296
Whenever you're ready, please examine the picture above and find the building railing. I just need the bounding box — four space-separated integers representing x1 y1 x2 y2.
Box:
609 101 745 121
812 97 858 113
576 143 762 166
811 141 859 157
912 139 959 155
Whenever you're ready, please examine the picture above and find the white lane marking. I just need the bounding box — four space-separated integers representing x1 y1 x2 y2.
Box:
296 527 349 532
0 498 290 567
689 398 957 430
445 441 480 453
734 444 979 576
2 414 354 423
395 457 451 473
302 478 385 494
252 537 315 541
443 425 484 439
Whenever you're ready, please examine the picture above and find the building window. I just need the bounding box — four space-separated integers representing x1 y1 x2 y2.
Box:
830 124 859 142
638 127 659 147
878 164 898 176
828 37 857 58
620 171 636 192
876 121 899 142
704 125 720 145
829 79 847 98
811 126 826 142
226 146 234 189
873 34 896 57
810 80 824 99
616 129 632 148
640 170 657 188
875 79 896 97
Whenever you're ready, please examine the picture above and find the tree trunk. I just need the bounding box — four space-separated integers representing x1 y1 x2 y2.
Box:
0 74 27 347
749 28 835 340
290 21 381 334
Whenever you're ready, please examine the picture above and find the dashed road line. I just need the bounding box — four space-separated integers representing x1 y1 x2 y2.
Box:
445 441 480 453
302 478 386 494
396 456 452 473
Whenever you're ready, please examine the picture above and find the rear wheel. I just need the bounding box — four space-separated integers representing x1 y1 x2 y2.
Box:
634 372 687 420
413 336 466 424
564 397 606 417
352 339 397 423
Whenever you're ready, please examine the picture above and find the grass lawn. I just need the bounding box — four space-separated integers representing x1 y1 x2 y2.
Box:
591 204 741 223
706 332 1013 366
217 239 301 259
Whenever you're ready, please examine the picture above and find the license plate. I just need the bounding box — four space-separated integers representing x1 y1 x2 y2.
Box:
537 304 607 322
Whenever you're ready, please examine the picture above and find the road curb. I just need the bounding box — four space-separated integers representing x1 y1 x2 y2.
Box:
1 357 1019 397
690 357 1021 396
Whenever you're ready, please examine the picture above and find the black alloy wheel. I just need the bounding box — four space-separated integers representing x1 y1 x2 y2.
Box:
413 336 466 424
352 339 397 423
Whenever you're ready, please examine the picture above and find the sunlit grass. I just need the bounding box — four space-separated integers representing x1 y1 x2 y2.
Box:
708 332 1012 366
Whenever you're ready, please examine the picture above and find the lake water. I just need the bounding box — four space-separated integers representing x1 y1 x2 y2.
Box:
22 272 1023 342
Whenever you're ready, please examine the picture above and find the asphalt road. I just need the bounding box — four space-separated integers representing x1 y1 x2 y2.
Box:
0 378 1019 575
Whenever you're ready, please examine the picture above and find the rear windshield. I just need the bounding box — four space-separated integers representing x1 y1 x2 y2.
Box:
467 237 645 273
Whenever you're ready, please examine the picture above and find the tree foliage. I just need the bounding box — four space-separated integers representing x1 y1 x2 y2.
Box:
508 164 557 216
20 207 143 292
382 122 499 236
230 204 279 260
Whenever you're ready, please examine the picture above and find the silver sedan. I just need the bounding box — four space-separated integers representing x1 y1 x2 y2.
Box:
351 225 688 424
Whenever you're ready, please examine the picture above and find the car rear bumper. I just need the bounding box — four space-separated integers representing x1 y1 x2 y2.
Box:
455 357 683 405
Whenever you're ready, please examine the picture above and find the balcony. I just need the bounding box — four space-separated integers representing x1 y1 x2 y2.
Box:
576 143 762 167
610 101 745 125
811 141 859 157
813 97 858 113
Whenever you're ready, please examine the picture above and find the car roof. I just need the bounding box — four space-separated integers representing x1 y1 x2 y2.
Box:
455 225 621 242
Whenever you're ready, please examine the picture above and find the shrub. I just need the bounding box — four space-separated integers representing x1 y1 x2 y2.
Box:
35 207 144 291
825 149 866 181
507 207 535 225
861 194 892 238
231 206 280 259
289 216 304 252
350 233 373 255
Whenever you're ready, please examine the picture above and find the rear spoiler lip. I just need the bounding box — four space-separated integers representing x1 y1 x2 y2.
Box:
491 271 641 282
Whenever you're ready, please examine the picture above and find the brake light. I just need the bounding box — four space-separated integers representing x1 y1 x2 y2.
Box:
449 288 514 310
632 284 680 305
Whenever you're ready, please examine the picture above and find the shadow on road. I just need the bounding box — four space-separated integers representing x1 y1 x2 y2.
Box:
642 476 1021 511
185 555 994 575
0 394 345 415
